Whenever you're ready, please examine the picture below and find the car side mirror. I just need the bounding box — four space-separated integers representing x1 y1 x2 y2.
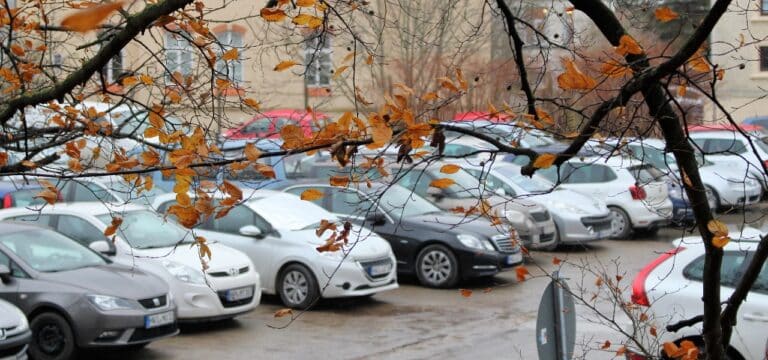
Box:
365 212 387 226
494 188 507 196
0 264 11 284
239 225 264 239
426 187 445 201
89 240 116 256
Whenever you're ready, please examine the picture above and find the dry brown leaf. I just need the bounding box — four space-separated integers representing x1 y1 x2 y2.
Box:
533 153 557 169
616 34 643 56
274 308 293 318
459 289 472 298
274 60 299 72
429 178 455 189
300 188 324 201
654 6 679 22
440 164 460 174
61 1 124 32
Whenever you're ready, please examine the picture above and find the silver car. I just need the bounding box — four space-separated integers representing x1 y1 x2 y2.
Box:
0 222 178 360
0 299 29 360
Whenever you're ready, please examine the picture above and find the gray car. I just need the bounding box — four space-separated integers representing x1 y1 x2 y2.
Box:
0 299 30 360
0 222 178 360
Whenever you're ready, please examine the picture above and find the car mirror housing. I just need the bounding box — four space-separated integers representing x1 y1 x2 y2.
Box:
426 187 445 201
89 240 116 256
365 212 387 226
239 225 264 238
0 264 11 284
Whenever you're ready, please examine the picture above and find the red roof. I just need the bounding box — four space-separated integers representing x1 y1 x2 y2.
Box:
452 111 512 122
687 124 764 133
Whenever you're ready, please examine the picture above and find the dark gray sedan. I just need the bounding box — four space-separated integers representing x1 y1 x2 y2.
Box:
0 222 178 360
0 298 30 360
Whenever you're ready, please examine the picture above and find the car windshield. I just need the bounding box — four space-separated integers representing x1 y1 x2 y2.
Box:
106 181 167 201
0 229 106 272
378 185 442 217
494 167 552 192
428 167 482 198
249 194 337 230
96 210 193 249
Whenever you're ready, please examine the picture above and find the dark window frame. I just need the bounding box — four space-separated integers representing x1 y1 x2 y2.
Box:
760 47 768 72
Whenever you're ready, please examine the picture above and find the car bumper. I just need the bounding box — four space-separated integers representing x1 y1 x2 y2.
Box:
172 271 261 322
555 213 613 244
670 197 695 224
68 300 179 348
456 248 523 278
518 220 557 249
625 200 673 229
0 330 30 360
319 255 400 298
718 184 762 206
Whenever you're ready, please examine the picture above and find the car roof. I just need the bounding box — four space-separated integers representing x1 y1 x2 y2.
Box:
0 202 146 217
688 124 764 133
452 111 512 122
0 181 42 195
673 227 763 251
0 220 51 234
248 109 329 120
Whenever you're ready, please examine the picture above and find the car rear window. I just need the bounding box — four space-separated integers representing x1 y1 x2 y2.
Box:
683 251 747 287
628 165 664 184
4 189 45 208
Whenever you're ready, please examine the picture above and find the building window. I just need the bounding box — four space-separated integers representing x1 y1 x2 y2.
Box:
215 31 244 84
761 47 768 72
103 51 124 84
5 0 16 8
763 0 768 15
165 32 195 81
304 33 332 87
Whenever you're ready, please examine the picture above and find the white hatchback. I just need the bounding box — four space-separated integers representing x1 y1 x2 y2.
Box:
0 203 261 322
152 190 399 309
689 130 768 192
631 228 768 359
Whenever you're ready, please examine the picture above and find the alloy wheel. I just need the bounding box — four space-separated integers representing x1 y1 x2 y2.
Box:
282 270 309 305
420 250 452 284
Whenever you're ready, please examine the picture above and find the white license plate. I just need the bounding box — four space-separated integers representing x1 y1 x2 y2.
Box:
226 286 254 302
506 254 521 265
367 263 391 276
145 311 174 329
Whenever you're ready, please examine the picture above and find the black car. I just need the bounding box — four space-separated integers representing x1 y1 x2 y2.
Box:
275 180 523 288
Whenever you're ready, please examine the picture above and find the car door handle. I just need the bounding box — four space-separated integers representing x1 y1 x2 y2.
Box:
743 312 768 322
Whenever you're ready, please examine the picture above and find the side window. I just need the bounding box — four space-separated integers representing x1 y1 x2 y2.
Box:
487 173 517 196
592 165 618 182
86 183 119 202
329 189 376 216
684 251 747 287
562 164 615 184
537 167 559 183
214 205 271 234
444 144 472 157
0 251 27 278
242 118 272 135
71 182 115 202
285 187 326 208
56 215 106 247
630 165 663 185
396 171 430 197
9 214 54 227
753 260 768 294
705 139 747 154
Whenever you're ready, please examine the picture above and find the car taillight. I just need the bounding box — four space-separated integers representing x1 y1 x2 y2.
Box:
629 185 647 200
2 194 11 208
763 159 768 170
631 247 685 306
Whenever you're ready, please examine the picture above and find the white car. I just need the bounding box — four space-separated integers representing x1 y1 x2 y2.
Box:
623 138 762 211
631 228 768 359
531 156 673 239
152 190 399 309
689 130 768 192
0 299 30 360
0 203 261 322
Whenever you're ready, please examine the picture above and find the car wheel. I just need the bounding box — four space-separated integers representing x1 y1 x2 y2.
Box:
29 312 77 360
608 206 632 239
539 223 560 251
415 244 459 288
277 264 320 309
705 186 720 213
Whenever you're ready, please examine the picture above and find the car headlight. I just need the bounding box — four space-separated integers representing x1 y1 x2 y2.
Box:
13 307 28 332
504 210 526 224
162 260 206 285
550 201 588 215
457 234 495 251
86 295 140 311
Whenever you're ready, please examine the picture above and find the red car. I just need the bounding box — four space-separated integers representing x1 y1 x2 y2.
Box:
452 111 513 123
223 109 329 140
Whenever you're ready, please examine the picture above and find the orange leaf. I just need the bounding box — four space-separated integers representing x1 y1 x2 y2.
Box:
332 65 349 80
440 164 460 174
329 175 350 187
600 59 632 78
0 152 7 166
601 340 611 349
293 13 323 28
421 92 439 101
515 266 529 282
650 326 657 337
707 219 728 236
654 6 679 22
663 342 686 358
429 178 455 189
459 289 472 297
274 308 293 318
557 58 597 90
687 52 711 73
244 143 261 161
21 160 36 169
121 75 138 86
315 219 337 237
274 60 298 72
595 276 604 287
260 7 287 22
243 98 260 110
616 346 627 356
296 0 314 6
61 1 124 32
552 256 562 265
533 153 557 169
140 74 154 85
300 188 324 201
10 44 25 57
438 77 459 92
716 68 725 80
220 48 238 62
712 235 730 248
677 84 687 97
616 34 643 56
34 189 58 205
103 217 123 236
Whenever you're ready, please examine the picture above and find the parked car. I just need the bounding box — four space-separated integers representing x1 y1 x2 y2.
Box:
518 156 673 239
152 190 398 308
0 222 178 359
274 181 523 287
461 162 614 248
689 129 768 192
0 177 167 209
444 118 557 148
222 109 329 140
630 228 767 359
742 116 768 133
0 299 30 360
0 204 260 322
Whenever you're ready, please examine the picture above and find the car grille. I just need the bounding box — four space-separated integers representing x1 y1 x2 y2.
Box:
138 294 168 309
581 215 613 232
216 287 255 308
0 344 26 358
359 258 393 279
491 234 518 253
540 233 555 243
530 211 550 222
208 266 250 278
128 324 177 343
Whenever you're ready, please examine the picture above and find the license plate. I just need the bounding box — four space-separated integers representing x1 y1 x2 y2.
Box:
145 311 174 329
367 263 391 276
506 254 521 266
226 286 254 302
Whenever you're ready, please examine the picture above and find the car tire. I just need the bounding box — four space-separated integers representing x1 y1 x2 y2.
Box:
539 223 561 251
705 186 721 213
29 312 77 360
608 206 632 239
277 263 320 309
415 244 460 288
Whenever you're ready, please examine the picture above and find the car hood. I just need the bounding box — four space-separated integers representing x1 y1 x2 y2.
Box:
132 242 251 273
533 189 608 215
0 299 23 328
282 227 392 260
38 264 167 299
439 194 546 215
405 213 506 239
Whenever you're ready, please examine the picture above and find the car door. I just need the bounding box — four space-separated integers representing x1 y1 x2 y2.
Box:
53 214 113 251
0 250 20 302
734 254 768 357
